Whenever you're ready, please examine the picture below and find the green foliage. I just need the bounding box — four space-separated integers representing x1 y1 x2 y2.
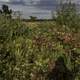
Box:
29 16 37 21
0 4 12 18
56 2 80 32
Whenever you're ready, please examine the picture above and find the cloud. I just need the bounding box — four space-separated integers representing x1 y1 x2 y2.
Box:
34 0 57 10
0 0 10 2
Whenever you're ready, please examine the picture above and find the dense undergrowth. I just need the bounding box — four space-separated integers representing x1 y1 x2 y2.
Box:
0 15 80 80
0 2 80 80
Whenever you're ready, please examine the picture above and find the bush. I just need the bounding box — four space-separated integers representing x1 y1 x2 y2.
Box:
29 16 37 21
55 2 80 32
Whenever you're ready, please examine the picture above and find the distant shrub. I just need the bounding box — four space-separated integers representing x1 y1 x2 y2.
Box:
29 16 37 21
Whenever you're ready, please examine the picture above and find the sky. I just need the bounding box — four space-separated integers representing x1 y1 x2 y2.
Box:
0 0 79 19
0 0 9 2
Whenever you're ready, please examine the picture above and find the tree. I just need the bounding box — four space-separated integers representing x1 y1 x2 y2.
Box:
30 16 37 21
1 4 12 18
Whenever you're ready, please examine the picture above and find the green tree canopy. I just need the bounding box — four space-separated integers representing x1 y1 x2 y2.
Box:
0 4 12 18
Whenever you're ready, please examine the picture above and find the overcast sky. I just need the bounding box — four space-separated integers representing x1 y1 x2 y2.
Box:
0 0 79 19
0 0 79 3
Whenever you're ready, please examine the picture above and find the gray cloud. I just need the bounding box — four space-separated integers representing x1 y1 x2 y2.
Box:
0 0 79 19
34 0 57 10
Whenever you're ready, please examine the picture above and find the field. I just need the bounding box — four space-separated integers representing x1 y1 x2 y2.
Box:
0 15 80 80
0 3 80 80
